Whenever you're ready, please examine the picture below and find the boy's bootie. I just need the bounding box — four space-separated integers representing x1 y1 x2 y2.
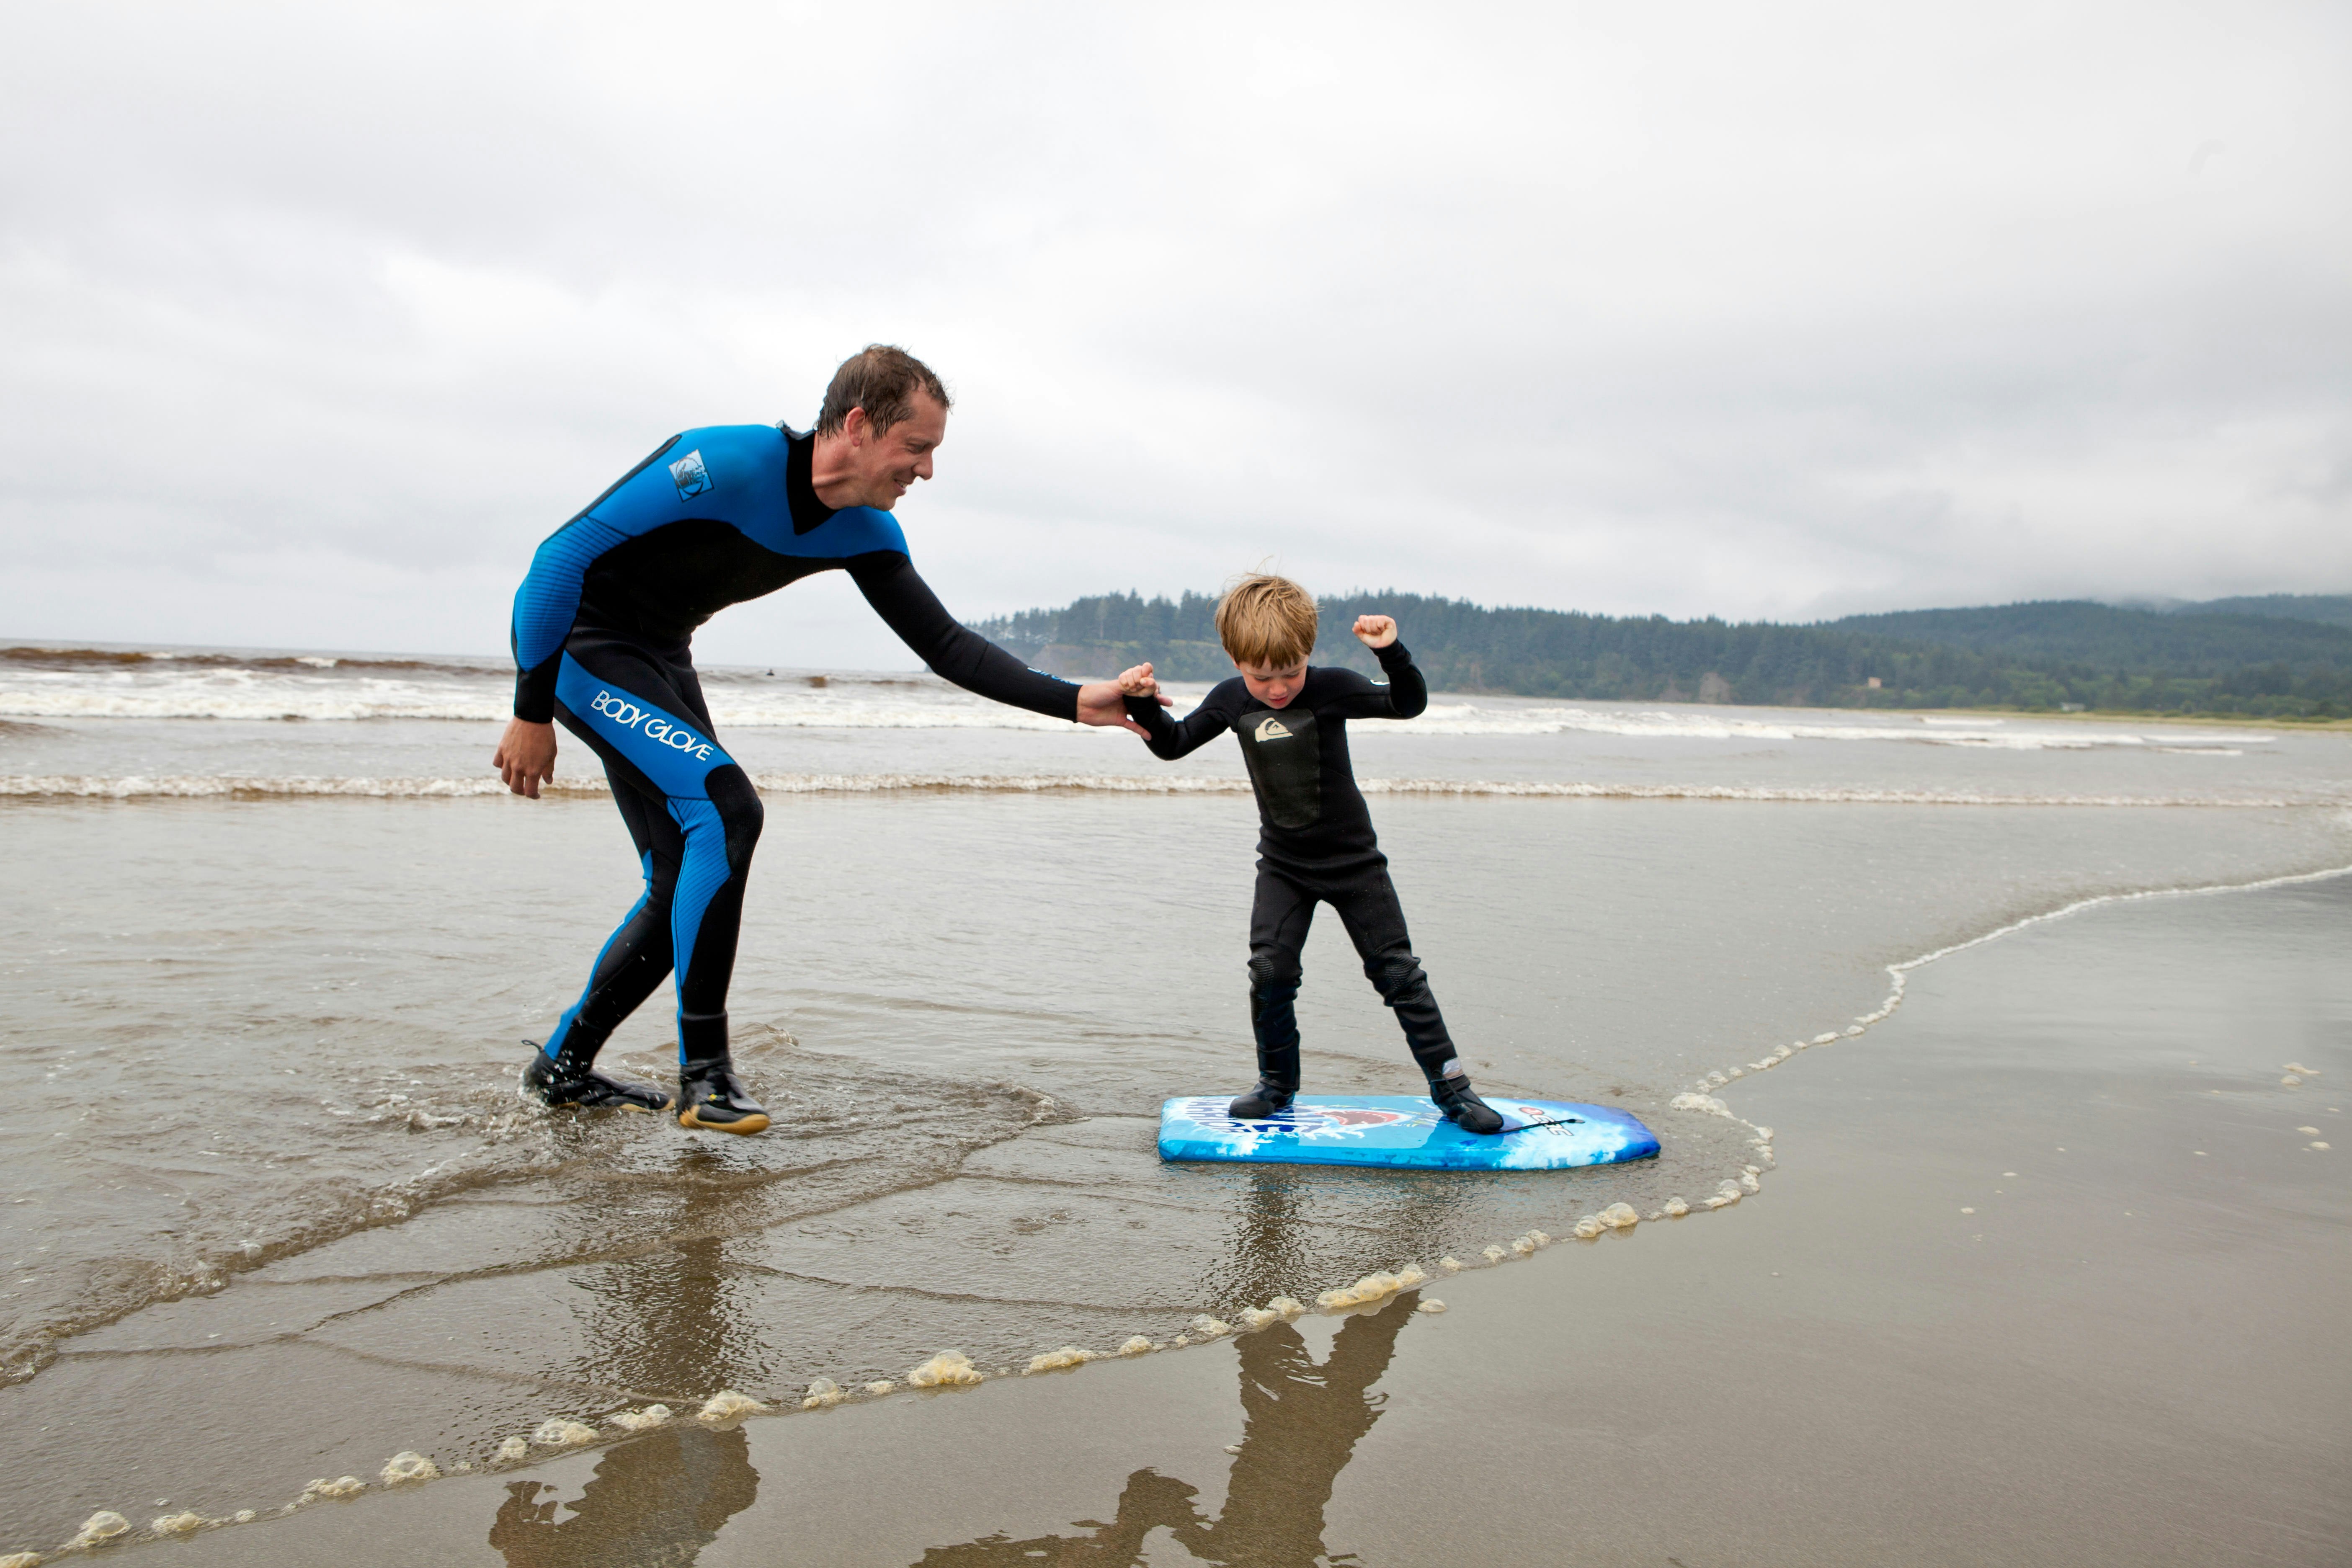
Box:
1228 1078 1298 1119
520 1039 673 1114
677 1056 771 1136
1430 1075 1504 1135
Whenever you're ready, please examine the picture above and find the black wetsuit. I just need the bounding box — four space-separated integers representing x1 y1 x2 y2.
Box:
510 422 1079 1068
1124 644 1463 1086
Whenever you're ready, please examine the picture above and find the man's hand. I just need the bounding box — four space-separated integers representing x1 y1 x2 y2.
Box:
1076 678 1168 737
1116 662 1160 698
495 718 558 798
1353 614 1398 649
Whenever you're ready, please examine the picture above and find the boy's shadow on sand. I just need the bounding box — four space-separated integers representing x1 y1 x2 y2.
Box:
913 1289 1417 1568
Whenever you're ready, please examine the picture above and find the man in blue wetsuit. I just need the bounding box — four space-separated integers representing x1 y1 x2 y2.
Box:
494 346 1146 1135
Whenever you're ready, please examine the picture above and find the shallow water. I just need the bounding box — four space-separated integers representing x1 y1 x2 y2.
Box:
2 641 2349 1546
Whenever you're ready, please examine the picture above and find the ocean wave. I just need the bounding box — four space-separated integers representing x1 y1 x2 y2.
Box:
0 773 2326 806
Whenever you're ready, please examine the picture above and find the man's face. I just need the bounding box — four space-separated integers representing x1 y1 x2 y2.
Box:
842 391 947 510
1236 658 1308 709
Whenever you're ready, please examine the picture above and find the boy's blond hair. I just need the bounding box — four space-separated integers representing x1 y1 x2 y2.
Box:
1215 574 1318 668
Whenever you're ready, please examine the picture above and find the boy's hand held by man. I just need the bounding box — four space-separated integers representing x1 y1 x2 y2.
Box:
1353 614 1398 649
1117 662 1161 698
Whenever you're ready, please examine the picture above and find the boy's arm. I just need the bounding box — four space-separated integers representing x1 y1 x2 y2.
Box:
1125 682 1240 760
1327 640 1429 719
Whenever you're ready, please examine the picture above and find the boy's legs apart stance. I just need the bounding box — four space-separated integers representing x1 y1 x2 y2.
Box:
1235 867 1503 1132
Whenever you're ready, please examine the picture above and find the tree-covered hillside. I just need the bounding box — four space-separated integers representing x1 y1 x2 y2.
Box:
973 591 2352 718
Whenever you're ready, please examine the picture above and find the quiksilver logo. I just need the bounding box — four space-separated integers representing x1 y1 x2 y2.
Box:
670 449 711 500
1253 715 1294 742
590 689 715 761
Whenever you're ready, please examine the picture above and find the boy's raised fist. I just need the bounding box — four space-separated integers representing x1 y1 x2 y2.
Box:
1352 614 1398 648
1117 663 1160 697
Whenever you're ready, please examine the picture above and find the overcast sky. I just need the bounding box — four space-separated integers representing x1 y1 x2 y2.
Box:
4 1 2347 668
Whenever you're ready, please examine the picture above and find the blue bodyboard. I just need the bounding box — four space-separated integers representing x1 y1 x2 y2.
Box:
1157 1094 1660 1171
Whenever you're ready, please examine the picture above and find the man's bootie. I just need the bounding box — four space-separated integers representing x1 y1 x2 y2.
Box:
677 1056 771 1136
520 1039 673 1114
1429 1075 1505 1135
1228 1078 1298 1119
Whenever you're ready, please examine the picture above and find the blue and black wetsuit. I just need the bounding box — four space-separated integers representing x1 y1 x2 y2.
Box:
1122 645 1470 1090
512 423 1079 1069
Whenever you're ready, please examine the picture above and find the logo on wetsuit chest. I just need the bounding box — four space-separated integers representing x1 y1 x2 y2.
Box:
589 689 715 761
669 449 711 500
1253 715 1295 742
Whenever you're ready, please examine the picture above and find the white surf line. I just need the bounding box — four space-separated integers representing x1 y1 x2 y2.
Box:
1676 861 2352 1177
2 773 2335 806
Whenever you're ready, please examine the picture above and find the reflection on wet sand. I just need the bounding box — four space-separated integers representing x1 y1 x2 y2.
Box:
490 1150 763 1567
913 1289 1418 1567
490 1425 757 1568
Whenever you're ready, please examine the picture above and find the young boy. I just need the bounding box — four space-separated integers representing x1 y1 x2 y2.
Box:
1117 574 1505 1133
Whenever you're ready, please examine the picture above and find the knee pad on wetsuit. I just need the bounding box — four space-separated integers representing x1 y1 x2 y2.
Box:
1367 952 1430 1005
1247 952 1301 1001
704 765 765 869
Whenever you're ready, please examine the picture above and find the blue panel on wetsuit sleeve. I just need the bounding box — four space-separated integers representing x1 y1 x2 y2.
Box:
554 654 733 800
1156 1096 1660 1171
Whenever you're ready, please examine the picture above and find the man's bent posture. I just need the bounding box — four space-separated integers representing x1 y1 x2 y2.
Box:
494 346 1140 1134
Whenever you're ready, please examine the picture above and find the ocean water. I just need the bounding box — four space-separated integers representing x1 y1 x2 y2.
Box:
2 639 2349 1543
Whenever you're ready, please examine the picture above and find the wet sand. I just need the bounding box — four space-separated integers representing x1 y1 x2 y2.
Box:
76 869 2349 1567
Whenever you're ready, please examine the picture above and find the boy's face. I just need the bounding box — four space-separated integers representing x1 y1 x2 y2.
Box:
1235 657 1308 709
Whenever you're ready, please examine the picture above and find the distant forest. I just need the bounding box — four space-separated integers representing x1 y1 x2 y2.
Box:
972 592 2352 718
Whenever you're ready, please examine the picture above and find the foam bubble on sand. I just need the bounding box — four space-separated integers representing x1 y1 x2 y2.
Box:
1813 1033 1840 1044
1703 1180 1743 1210
907 1351 985 1388
4 1551 42 1567
532 1419 598 1448
379 1451 438 1484
1741 1171 1762 1193
299 1478 365 1502
1599 1203 1640 1229
1173 1335 1190 1346
1440 1256 1465 1272
866 1382 895 1395
150 1510 207 1535
1026 1346 1096 1372
1189 1315 1233 1338
69 1511 132 1547
1573 1215 1603 1239
1316 1266 1429 1310
2283 1076 2303 1086
2299 1127 2321 1135
233 1510 256 1523
698 1390 770 1419
1117 1336 1155 1356
1418 1300 1447 1313
1268 1295 1306 1319
612 1405 672 1431
2284 1063 2320 1076
1663 1197 1691 1216
1482 1244 1509 1263
1673 1093 1733 1117
1236 1306 1280 1331
801 1378 848 1408
493 1436 531 1463
2314 1142 2332 1150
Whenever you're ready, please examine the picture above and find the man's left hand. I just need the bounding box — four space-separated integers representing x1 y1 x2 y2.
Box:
1077 679 1167 735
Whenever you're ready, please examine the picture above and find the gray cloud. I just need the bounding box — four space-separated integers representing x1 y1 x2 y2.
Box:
3 0 2346 669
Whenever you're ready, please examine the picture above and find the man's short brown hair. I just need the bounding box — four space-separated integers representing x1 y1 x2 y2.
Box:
1216 574 1319 668
815 345 952 436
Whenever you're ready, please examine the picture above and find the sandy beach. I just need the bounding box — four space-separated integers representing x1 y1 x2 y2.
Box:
16 848 2344 1565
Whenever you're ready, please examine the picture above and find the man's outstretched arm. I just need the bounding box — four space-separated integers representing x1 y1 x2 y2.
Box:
848 553 1155 733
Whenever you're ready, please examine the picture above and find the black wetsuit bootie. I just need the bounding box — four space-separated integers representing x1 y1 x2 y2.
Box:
676 1056 771 1136
520 1039 673 1114
1429 1075 1505 1135
1228 1077 1299 1119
